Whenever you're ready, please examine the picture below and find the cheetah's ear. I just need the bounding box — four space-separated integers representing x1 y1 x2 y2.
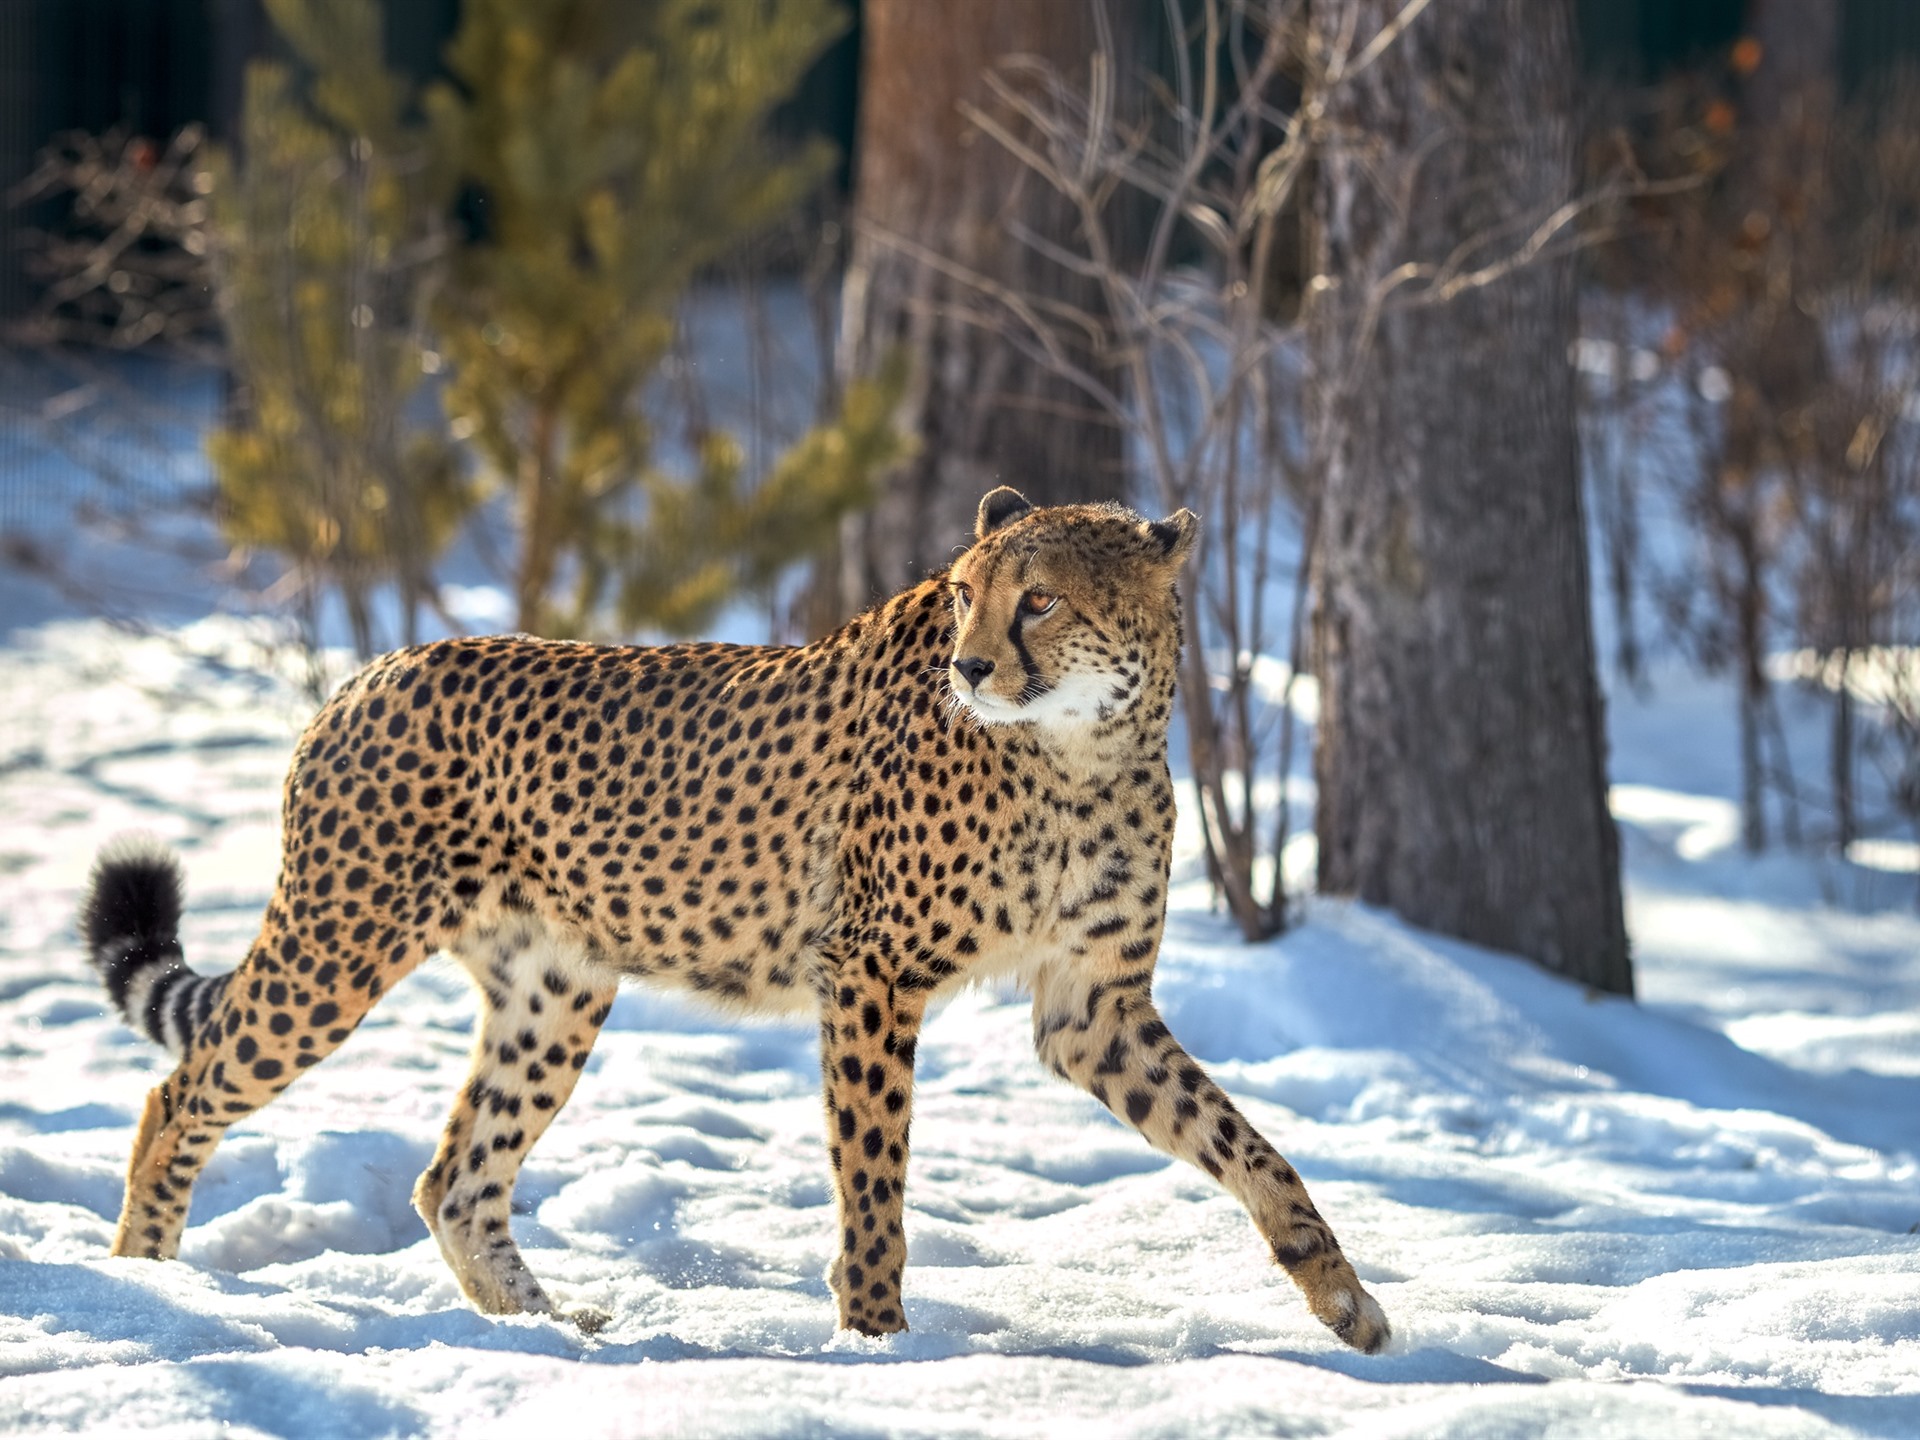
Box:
976 487 1034 540
1143 508 1199 568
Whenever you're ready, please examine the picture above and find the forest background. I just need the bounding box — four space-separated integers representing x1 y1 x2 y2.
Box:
0 4 1917 1434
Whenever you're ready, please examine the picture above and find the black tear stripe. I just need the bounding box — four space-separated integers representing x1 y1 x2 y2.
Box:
1006 613 1052 701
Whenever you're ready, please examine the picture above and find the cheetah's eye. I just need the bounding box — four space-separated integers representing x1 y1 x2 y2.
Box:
1021 590 1058 616
953 582 974 609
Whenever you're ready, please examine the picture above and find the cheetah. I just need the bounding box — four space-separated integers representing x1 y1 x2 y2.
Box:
78 487 1390 1352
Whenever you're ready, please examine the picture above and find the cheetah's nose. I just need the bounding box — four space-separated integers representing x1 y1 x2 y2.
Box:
953 656 995 689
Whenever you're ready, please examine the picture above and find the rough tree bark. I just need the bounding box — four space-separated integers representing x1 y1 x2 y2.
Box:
1305 0 1632 994
816 0 1129 625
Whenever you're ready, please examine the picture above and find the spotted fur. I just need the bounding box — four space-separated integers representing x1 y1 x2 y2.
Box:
78 488 1389 1352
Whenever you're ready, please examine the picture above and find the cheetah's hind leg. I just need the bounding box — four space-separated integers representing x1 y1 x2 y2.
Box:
414 913 617 1332
79 836 405 1262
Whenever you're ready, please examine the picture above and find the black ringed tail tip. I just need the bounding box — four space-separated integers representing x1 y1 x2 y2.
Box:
79 834 216 1056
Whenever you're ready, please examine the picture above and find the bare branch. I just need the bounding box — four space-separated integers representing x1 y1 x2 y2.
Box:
1327 0 1433 86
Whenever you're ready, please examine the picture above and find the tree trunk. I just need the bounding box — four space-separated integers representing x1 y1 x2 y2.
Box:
816 0 1128 626
1731 514 1770 853
1737 0 1846 850
1832 647 1856 852
1741 0 1839 135
1306 0 1631 995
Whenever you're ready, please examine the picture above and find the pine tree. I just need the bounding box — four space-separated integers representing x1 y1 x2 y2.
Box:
210 0 906 648
424 0 904 637
206 0 465 657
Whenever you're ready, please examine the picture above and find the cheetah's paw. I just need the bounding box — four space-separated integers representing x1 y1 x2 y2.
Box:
1320 1285 1391 1354
565 1305 613 1335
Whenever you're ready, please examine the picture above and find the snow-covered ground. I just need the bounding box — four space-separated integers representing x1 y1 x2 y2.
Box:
2 604 1916 1436
2 320 1918 1434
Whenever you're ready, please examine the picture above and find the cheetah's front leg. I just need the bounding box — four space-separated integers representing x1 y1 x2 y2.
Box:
817 953 925 1335
1033 968 1391 1354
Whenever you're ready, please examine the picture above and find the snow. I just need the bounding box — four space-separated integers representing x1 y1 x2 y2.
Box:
3 608 1916 1437
3 337 1919 1433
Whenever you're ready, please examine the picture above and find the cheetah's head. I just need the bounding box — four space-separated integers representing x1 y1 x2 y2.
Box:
945 487 1197 732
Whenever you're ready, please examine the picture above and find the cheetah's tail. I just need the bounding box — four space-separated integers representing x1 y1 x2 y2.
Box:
79 833 224 1058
